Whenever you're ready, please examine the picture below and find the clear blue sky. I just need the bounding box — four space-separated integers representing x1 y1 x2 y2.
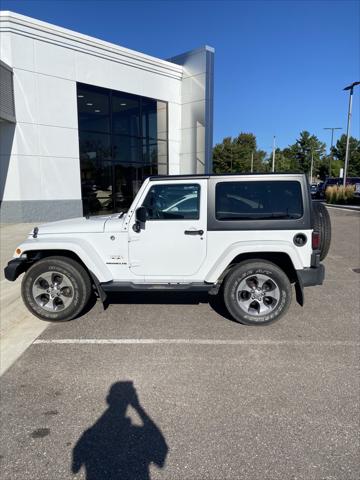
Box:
1 0 359 154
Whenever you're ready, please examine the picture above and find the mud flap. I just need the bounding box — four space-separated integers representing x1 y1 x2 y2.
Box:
89 271 108 307
295 279 304 306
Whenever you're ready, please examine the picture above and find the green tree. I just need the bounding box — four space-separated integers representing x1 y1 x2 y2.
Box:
332 134 360 177
213 133 267 173
270 148 298 172
317 155 343 179
288 131 326 175
212 137 233 174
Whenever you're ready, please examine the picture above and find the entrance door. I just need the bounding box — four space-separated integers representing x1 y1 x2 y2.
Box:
128 181 207 279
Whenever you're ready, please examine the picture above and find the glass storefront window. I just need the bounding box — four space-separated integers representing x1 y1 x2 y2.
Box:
141 98 167 141
113 135 140 164
142 139 168 166
77 85 110 133
112 93 140 137
77 83 168 215
79 132 112 161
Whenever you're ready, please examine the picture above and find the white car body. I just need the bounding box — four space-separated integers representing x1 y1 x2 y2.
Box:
6 173 327 325
11 174 314 287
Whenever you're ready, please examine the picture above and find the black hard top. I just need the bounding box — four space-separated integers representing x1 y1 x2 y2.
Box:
149 172 307 181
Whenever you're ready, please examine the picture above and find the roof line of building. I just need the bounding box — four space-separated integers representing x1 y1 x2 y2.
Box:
0 10 184 80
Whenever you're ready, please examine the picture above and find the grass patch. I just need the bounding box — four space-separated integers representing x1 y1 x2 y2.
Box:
325 185 355 204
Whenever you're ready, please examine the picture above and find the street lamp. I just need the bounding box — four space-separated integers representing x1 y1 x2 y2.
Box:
343 81 360 186
310 149 314 183
304 147 313 182
323 127 342 177
272 136 276 172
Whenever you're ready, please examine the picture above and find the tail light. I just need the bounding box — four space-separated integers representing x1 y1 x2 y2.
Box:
312 231 320 250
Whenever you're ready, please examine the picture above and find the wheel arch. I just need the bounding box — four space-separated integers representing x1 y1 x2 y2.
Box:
17 241 113 284
207 250 304 306
19 249 109 304
25 249 89 273
207 251 298 285
205 239 302 283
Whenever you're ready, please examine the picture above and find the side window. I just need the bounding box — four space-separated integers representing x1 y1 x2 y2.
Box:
215 181 303 220
142 184 200 220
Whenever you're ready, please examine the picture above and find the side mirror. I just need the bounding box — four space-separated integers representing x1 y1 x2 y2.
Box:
133 206 147 233
136 206 147 223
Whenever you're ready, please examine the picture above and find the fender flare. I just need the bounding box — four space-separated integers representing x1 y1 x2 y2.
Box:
14 237 113 283
204 240 303 284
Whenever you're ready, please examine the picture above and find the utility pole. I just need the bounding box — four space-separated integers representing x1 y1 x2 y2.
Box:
272 136 276 172
251 151 254 173
324 127 342 177
310 150 314 183
343 81 360 186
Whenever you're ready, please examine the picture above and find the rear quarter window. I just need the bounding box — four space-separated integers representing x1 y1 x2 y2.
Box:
215 181 303 220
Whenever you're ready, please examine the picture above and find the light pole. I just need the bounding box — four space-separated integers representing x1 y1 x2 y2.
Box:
343 81 360 186
310 150 314 183
324 127 342 177
272 136 276 172
251 151 254 173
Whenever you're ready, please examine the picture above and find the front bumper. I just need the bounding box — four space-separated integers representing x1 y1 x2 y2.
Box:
4 258 28 281
297 264 325 287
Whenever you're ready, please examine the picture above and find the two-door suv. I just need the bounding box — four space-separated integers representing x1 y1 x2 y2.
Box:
4 173 331 325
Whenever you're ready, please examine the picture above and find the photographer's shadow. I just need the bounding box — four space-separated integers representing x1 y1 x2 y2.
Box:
72 382 168 480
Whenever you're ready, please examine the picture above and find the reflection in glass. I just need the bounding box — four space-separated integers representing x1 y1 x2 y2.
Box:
77 85 110 133
215 181 303 220
141 98 167 141
113 135 140 164
77 83 168 215
112 93 140 136
79 132 112 161
143 184 200 220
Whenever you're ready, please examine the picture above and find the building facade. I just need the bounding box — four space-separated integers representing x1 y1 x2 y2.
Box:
0 11 214 222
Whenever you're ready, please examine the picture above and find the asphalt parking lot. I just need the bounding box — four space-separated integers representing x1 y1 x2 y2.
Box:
1 208 359 480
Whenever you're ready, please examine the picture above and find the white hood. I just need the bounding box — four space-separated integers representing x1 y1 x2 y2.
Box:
35 215 113 235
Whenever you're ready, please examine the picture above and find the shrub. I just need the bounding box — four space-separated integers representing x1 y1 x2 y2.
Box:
325 185 355 204
325 186 335 203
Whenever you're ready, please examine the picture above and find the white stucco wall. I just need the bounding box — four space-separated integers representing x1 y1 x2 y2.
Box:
0 11 213 221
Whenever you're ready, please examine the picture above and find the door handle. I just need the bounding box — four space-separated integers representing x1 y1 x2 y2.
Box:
184 229 204 236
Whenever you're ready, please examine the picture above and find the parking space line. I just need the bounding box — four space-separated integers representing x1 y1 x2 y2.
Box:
34 339 359 346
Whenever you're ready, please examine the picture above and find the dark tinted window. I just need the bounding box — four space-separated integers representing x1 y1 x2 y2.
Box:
79 132 111 161
77 83 168 215
142 184 200 220
112 93 140 136
77 85 110 133
215 181 303 220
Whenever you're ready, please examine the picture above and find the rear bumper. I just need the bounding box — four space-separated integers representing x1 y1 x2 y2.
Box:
297 264 325 287
4 258 28 281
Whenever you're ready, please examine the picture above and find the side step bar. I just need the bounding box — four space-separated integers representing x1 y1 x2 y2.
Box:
101 281 214 293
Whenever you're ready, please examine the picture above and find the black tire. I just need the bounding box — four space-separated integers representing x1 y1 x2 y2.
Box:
223 260 292 326
21 256 92 322
312 202 331 261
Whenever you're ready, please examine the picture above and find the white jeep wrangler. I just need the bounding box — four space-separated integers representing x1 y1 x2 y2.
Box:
4 174 330 326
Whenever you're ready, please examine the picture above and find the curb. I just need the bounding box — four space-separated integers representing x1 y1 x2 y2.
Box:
325 204 360 212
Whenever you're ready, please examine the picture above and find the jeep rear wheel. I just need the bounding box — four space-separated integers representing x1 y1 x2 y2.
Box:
21 256 92 322
223 260 292 325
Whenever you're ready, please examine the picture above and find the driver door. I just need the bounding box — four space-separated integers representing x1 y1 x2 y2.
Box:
128 180 207 279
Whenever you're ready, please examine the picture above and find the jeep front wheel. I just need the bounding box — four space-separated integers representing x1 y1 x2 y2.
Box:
223 260 292 325
21 256 92 322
